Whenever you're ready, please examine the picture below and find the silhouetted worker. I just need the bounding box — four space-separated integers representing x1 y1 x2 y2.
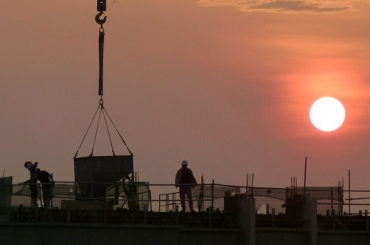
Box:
175 160 197 212
23 161 38 208
37 168 54 210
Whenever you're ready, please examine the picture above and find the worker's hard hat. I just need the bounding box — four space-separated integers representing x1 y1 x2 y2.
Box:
181 160 188 166
24 161 32 169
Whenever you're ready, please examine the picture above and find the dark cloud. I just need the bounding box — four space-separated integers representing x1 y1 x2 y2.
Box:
250 0 351 13
197 0 353 13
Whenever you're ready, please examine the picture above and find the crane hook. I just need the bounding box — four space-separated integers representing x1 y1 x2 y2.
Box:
95 11 107 25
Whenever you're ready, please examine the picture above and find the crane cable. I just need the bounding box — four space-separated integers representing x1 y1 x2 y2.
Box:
99 28 104 97
74 1 133 158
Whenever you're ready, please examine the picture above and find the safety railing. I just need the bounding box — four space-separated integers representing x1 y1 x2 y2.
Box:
3 182 370 213
3 180 370 230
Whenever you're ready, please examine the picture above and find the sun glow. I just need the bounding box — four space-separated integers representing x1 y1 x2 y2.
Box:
309 97 345 132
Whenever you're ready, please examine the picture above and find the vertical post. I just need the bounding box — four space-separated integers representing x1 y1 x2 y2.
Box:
331 188 334 216
304 156 307 194
348 169 351 216
290 177 293 197
238 198 256 245
285 187 288 202
104 201 108 224
211 179 214 210
175 205 179 225
67 209 70 223
51 173 54 210
251 174 254 198
75 181 78 200
208 204 214 228
38 183 43 209
90 176 94 200
1 176 4 214
149 190 152 212
139 184 143 209
200 175 204 212
172 193 175 212
246 174 249 196
50 205 53 223
143 204 147 225
272 208 275 228
295 177 298 194
166 194 169 212
302 194 317 245
35 184 39 222
17 205 22 223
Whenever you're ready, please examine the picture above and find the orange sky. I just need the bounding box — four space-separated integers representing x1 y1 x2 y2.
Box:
2 0 370 191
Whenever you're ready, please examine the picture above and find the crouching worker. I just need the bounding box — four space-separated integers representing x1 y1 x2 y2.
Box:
37 169 54 210
23 161 39 208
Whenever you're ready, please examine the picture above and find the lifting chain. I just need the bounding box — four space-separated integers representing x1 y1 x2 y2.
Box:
96 0 107 98
73 0 133 158
98 28 104 97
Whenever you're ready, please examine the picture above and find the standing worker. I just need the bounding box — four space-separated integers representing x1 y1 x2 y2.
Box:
37 168 54 210
23 161 39 208
175 160 197 213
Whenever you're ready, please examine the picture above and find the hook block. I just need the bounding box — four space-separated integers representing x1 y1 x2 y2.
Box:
97 0 106 12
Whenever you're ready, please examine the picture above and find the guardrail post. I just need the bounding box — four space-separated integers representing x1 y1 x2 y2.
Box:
67 209 70 223
38 184 43 209
75 182 78 200
208 206 213 228
35 206 38 222
17 205 23 222
143 204 147 225
172 193 175 212
211 180 214 211
149 190 152 212
104 201 108 224
166 194 169 212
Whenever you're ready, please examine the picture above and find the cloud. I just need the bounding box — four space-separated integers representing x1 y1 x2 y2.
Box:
196 0 354 14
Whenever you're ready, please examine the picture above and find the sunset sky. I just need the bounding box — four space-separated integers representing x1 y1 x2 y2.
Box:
2 0 370 192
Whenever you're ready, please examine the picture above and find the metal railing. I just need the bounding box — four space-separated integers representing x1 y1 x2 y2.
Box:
3 180 370 230
3 181 370 217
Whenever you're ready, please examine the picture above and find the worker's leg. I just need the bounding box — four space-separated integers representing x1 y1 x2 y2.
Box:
185 186 195 212
43 186 51 210
31 198 38 209
179 186 186 212
30 183 38 209
43 199 50 209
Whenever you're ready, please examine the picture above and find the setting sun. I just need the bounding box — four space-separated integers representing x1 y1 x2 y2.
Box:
309 97 345 132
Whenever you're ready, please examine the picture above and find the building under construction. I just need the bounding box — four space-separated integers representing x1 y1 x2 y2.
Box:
1 1 370 244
